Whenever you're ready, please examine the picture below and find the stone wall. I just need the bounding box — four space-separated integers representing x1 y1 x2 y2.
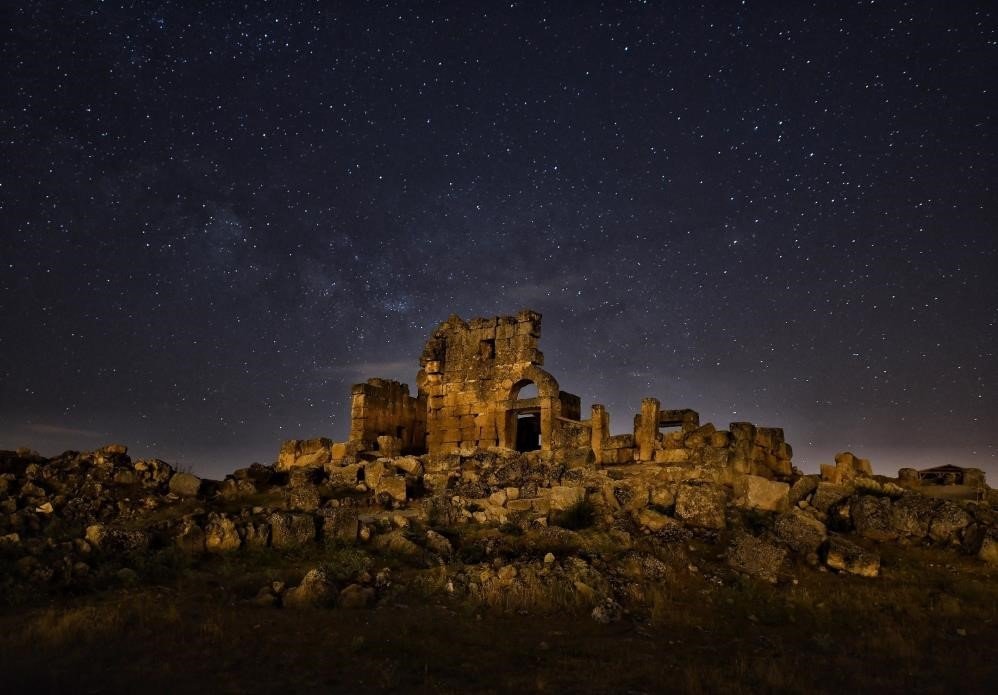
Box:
415 310 581 454
349 378 426 454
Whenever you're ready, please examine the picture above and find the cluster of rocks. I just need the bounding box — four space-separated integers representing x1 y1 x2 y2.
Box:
2 441 996 615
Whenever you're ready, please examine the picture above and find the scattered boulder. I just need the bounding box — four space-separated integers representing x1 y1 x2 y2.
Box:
928 501 971 543
824 536 880 577
269 512 316 549
287 484 321 512
810 483 851 513
637 507 681 533
549 485 585 512
218 478 257 500
976 529 998 565
734 475 789 512
278 438 332 471
888 493 936 538
84 524 149 554
850 495 897 541
674 483 726 530
204 514 241 553
774 509 828 555
393 456 424 476
175 518 206 554
788 475 819 506
168 472 202 497
374 475 407 504
283 567 334 608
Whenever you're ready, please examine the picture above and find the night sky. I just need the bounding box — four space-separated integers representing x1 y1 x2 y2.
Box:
2 2 995 479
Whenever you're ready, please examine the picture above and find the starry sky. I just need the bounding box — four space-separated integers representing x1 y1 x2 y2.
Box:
2 1 995 479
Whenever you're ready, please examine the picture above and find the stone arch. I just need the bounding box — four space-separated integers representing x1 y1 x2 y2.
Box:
500 366 561 451
504 365 560 401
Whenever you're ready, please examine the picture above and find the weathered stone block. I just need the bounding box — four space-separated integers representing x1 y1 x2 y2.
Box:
168 472 202 497
375 475 407 504
654 448 689 464
675 483 727 530
824 536 880 577
734 475 789 512
811 483 851 513
204 514 241 553
637 508 681 533
269 512 316 549
774 510 827 554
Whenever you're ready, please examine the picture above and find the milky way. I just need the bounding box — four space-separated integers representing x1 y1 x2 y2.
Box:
2 2 995 477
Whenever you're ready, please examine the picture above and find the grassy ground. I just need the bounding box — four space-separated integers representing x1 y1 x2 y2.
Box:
1 534 996 694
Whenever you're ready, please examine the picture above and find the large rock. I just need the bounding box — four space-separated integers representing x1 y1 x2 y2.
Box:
674 483 727 530
364 460 387 489
278 438 332 471
788 475 819 506
726 532 787 583
84 524 150 554
287 484 321 512
549 485 585 512
174 518 206 554
735 475 789 512
824 536 880 577
326 462 363 488
374 475 407 504
283 567 334 608
928 501 971 543
269 512 316 549
218 478 257 500
392 456 424 476
168 472 202 497
888 493 936 538
204 514 241 553
637 507 682 533
774 509 828 555
810 483 851 513
850 495 897 541
977 528 998 565
318 507 360 544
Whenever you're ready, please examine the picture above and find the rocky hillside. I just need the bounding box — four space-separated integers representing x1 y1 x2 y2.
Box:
1 442 997 616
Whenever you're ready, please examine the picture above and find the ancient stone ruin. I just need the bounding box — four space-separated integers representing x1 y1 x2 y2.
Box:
279 309 793 483
1 309 996 623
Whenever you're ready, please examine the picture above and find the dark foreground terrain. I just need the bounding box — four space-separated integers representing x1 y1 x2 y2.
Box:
2 444 997 693
2 536 996 694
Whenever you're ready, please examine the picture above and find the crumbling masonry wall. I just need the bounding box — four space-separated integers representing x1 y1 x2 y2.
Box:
349 378 426 454
277 309 795 482
416 310 581 454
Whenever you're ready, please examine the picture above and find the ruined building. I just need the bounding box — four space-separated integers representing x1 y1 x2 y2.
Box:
279 310 794 481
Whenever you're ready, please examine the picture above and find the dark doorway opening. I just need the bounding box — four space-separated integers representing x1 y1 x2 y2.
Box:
515 412 541 452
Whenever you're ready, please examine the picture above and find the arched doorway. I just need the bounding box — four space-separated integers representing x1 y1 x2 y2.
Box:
508 379 542 452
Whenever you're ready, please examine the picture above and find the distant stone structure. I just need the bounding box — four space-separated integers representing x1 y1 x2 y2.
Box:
915 464 987 488
278 310 794 481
